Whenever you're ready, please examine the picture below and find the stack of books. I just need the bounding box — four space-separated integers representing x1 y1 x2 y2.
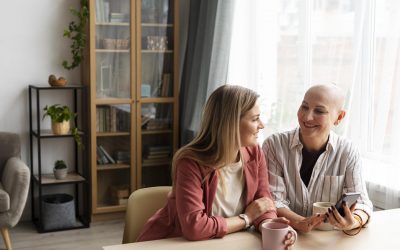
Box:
143 146 171 165
110 12 129 23
109 185 129 205
146 118 170 130
115 151 130 164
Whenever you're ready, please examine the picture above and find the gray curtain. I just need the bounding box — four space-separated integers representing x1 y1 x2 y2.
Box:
179 0 236 146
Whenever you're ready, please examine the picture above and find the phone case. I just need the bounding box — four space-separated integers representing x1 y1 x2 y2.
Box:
335 192 361 216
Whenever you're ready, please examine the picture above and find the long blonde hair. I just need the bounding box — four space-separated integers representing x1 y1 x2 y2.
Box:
172 85 259 186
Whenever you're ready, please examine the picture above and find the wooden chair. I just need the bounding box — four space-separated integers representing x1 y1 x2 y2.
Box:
122 186 171 244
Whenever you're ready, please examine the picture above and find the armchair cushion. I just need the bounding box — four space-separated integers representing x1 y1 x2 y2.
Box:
0 132 21 177
0 157 30 228
0 183 9 212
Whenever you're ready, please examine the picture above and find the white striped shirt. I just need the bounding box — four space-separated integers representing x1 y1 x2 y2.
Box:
262 128 373 218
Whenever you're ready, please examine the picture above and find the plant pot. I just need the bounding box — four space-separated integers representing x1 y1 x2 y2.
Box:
52 120 70 135
53 168 68 180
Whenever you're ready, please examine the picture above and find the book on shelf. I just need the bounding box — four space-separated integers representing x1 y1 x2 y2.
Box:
115 151 130 164
147 150 170 156
144 145 171 159
160 73 171 97
146 119 170 130
97 145 109 164
145 145 171 152
141 114 153 127
97 145 115 164
99 145 116 164
142 157 171 165
110 12 129 23
96 105 130 132
145 154 170 159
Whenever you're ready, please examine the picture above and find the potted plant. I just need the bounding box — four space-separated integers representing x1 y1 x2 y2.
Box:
43 104 82 148
62 0 89 70
53 160 68 180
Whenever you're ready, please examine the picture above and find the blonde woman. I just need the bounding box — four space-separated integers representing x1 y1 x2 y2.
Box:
137 85 294 248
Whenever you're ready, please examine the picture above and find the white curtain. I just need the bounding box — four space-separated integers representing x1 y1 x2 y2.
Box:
227 0 400 209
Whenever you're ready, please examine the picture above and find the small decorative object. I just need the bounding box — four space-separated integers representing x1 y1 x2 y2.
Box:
53 160 68 180
146 36 168 50
141 84 151 97
101 38 129 50
42 104 83 148
48 74 67 87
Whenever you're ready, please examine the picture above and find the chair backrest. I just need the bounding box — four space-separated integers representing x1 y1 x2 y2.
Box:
122 186 172 244
0 132 21 176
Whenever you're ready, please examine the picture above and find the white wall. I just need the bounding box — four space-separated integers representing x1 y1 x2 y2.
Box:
0 1 81 220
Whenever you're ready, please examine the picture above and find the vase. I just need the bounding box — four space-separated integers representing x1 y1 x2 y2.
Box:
52 120 70 135
53 168 68 180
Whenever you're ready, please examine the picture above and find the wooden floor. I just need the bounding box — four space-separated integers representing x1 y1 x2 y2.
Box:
2 219 124 250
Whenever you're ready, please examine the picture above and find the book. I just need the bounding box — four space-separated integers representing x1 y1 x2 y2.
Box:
97 145 109 164
145 154 170 159
141 115 152 127
99 145 116 164
115 151 130 164
160 73 171 97
142 158 171 166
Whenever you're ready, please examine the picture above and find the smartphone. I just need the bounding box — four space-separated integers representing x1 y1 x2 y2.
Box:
335 192 361 216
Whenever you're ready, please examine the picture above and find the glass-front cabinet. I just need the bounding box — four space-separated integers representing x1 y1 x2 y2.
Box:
88 0 178 217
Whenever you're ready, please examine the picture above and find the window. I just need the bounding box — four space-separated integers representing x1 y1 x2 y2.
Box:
227 0 400 206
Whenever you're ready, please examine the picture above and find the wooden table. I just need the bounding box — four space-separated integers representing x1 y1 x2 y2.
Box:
103 209 400 250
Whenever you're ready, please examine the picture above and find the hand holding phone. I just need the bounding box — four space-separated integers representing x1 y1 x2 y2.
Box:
335 192 361 216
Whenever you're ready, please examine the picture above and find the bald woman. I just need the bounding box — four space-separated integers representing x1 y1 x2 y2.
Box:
262 84 372 234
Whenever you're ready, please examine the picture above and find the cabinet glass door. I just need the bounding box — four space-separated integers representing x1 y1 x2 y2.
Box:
95 0 131 99
140 0 174 98
96 104 132 208
139 0 175 188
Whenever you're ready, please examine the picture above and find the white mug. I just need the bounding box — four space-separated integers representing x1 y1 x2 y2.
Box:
312 202 335 230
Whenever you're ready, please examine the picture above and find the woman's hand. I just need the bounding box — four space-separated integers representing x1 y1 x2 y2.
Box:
261 218 296 250
283 229 296 250
326 202 359 230
291 214 325 233
244 197 276 223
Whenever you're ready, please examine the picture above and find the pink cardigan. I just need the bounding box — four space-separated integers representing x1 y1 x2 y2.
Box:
136 145 277 241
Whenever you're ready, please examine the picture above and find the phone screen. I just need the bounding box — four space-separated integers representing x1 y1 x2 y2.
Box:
335 192 361 216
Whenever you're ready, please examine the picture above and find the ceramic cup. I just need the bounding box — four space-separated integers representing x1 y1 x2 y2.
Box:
312 202 335 230
261 222 297 250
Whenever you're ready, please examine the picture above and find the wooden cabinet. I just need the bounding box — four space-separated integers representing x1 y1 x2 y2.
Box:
28 85 90 232
87 0 179 218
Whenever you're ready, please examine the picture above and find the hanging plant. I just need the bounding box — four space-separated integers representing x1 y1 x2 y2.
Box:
62 0 89 70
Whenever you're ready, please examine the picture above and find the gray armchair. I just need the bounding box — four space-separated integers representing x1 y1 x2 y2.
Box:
0 132 30 250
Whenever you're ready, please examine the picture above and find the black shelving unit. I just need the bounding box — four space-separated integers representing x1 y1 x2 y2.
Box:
28 84 90 233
